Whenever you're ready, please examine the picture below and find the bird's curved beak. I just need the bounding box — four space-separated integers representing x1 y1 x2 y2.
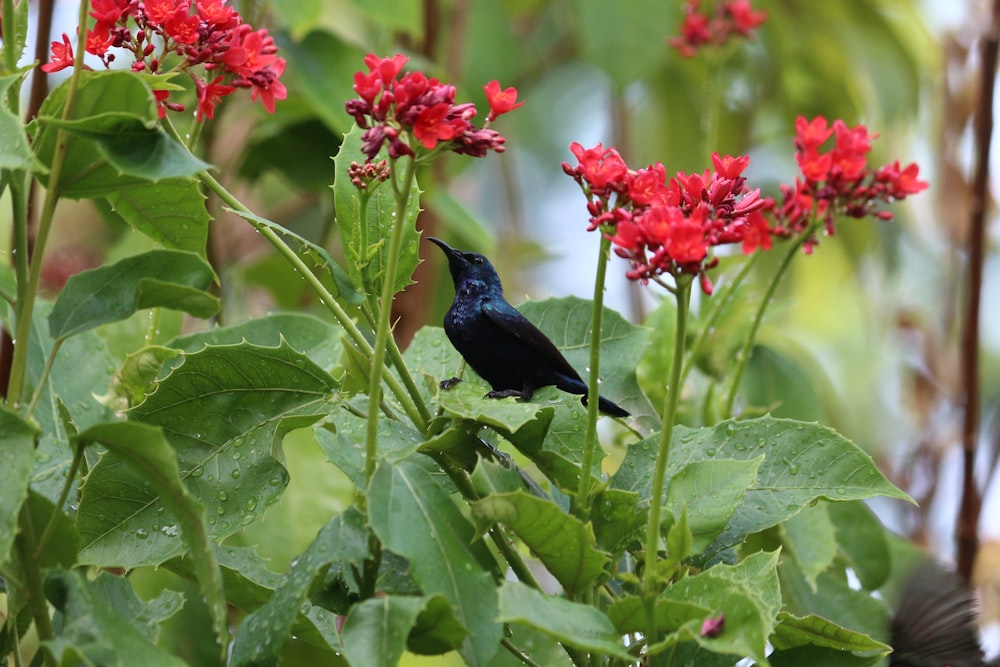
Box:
427 236 461 261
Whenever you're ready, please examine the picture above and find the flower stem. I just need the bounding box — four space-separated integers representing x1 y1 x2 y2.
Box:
366 156 418 485
575 233 612 519
679 252 760 388
199 170 430 432
641 274 692 652
6 0 88 408
723 227 814 417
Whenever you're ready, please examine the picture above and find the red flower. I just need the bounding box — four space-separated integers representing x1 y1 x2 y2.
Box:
144 0 176 25
196 0 239 29
483 80 525 122
412 102 463 149
89 0 129 26
346 53 519 161
711 152 750 180
723 0 767 35
794 116 833 151
165 9 200 45
41 33 75 73
195 75 236 121
877 161 928 197
741 209 773 253
85 24 114 58
669 0 766 58
364 53 408 84
565 142 629 195
248 58 287 114
772 116 928 250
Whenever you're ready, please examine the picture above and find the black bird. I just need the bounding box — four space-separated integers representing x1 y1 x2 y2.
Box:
890 559 992 667
428 237 629 418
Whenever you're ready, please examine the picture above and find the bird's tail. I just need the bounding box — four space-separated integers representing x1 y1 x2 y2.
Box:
555 374 630 418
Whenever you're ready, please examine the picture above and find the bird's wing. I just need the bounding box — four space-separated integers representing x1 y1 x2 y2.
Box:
481 296 583 380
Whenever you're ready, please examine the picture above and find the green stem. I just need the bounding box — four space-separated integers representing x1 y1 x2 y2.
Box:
641 274 692 654
15 505 57 667
575 234 612 519
34 440 84 557
723 227 815 417
198 170 430 433
365 156 418 485
679 252 760 388
7 0 89 407
25 338 64 420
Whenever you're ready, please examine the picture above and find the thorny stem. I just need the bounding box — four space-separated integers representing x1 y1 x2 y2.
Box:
6 0 89 409
198 170 430 433
366 156 418 485
641 274 692 660
575 233 613 519
723 225 816 417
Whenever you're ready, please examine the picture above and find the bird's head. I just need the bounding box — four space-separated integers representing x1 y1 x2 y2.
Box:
427 237 503 294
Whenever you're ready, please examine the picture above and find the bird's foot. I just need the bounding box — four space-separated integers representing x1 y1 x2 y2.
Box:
485 389 527 400
439 377 462 390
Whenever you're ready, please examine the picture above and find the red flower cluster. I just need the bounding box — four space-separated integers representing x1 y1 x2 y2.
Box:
669 0 767 58
41 0 287 121
563 143 769 294
345 53 522 161
772 116 929 252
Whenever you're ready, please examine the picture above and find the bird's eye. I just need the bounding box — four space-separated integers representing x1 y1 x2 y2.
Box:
473 256 485 266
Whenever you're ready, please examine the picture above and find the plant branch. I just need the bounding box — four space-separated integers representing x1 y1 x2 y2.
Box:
956 0 1000 581
575 233 612 519
641 274 692 657
723 227 814 417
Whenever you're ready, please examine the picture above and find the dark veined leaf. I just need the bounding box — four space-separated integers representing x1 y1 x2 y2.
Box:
74 421 229 655
49 249 218 339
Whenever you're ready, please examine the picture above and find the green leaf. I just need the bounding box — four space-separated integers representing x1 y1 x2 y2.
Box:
653 550 782 663
356 0 422 36
497 581 632 660
229 508 370 666
277 31 367 133
777 555 889 644
225 208 364 304
169 312 344 370
781 504 838 593
0 70 46 172
590 488 644 558
342 594 466 666
31 71 208 195
828 501 890 590
77 342 338 568
97 346 181 412
576 0 674 87
106 179 210 252
49 250 218 339
612 416 911 557
0 405 39 564
315 410 424 488
9 301 116 504
665 458 760 555
24 491 80 569
43 111 211 181
43 570 187 667
332 125 422 299
771 611 890 657
367 459 503 666
470 491 609 596
74 421 229 653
